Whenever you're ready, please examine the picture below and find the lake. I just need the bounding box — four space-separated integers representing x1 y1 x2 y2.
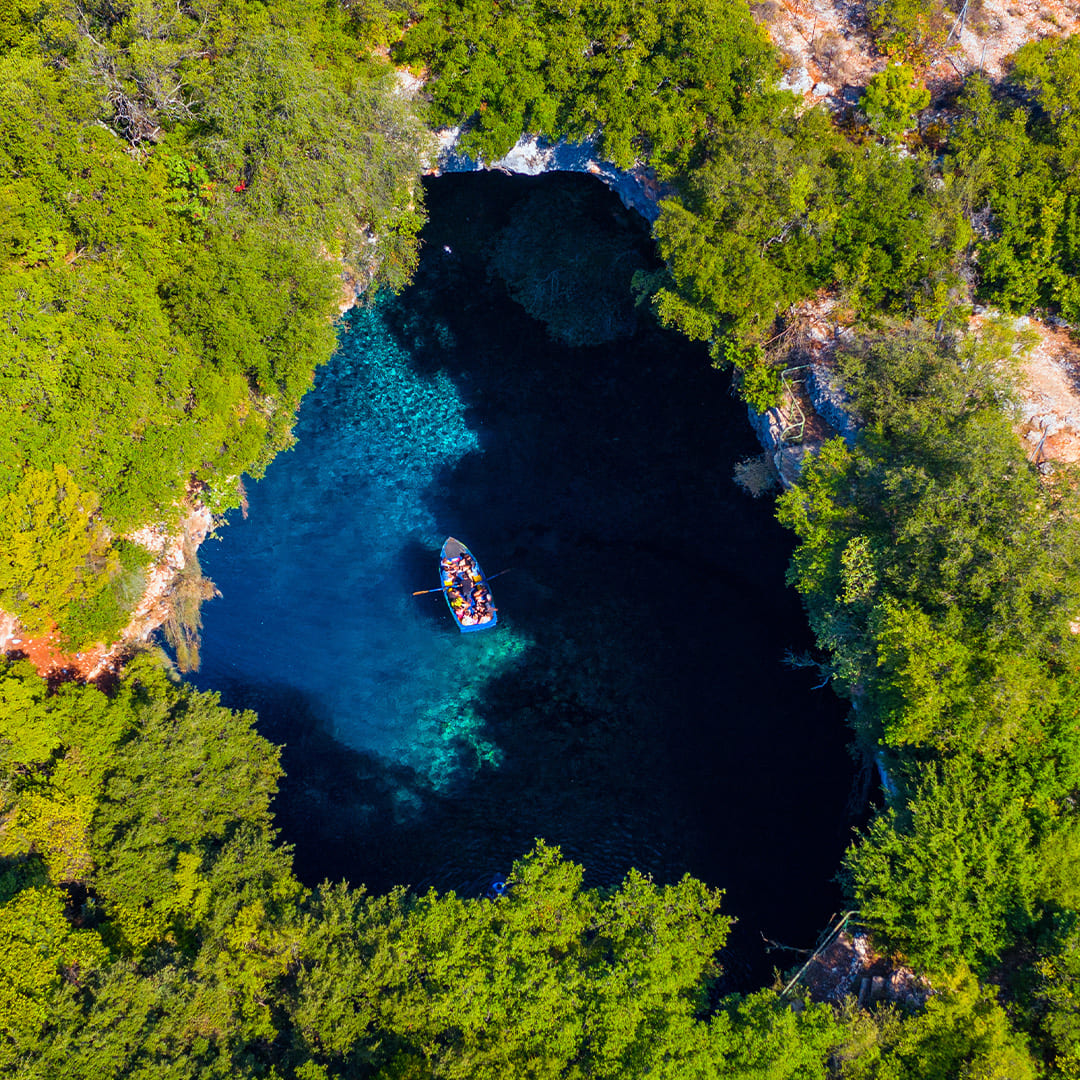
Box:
193 171 857 988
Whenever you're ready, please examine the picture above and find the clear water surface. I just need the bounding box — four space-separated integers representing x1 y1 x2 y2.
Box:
193 173 857 987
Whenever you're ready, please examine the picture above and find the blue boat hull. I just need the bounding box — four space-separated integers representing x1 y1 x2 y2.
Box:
440 537 498 633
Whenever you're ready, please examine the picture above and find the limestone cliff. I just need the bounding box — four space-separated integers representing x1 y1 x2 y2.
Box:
430 128 667 223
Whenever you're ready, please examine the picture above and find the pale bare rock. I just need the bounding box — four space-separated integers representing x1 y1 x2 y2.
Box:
801 929 933 1006
754 0 1080 103
747 293 863 488
85 503 215 680
1008 319 1080 464
952 0 1080 81
430 129 668 223
746 295 1080 486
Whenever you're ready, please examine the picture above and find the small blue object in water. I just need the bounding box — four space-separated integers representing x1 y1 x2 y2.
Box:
486 879 509 899
440 537 498 632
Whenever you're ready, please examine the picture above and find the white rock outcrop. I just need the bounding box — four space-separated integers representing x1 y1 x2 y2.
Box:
431 129 667 222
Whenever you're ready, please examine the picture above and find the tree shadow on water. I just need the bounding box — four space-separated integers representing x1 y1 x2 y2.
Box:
222 665 671 901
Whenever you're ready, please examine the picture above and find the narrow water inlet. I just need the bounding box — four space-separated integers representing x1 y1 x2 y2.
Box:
192 171 857 988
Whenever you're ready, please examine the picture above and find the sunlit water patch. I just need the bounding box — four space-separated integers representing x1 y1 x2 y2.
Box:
195 302 530 796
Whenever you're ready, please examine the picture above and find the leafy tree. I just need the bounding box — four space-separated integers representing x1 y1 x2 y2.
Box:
0 655 309 1073
836 964 1039 1079
949 50 1080 321
0 652 1067 1077
649 108 967 361
198 25 431 290
778 323 1080 752
0 0 431 644
292 841 733 1078
713 989 844 1078
843 755 1044 968
780 320 1080 976
1033 918 1080 1078
866 0 949 61
0 656 286 949
650 106 838 349
398 0 779 177
0 465 109 635
861 63 930 140
0 877 109 1063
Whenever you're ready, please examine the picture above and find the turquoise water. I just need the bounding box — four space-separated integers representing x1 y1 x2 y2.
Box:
196 302 530 799
194 173 856 987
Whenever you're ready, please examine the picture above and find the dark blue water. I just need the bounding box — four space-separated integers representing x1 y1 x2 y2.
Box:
193 173 857 987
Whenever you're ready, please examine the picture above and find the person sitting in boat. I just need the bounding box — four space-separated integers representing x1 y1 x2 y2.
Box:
473 591 493 621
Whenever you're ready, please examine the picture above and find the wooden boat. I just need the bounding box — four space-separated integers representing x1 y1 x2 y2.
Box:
440 537 498 633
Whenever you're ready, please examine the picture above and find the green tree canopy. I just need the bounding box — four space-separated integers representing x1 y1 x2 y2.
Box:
778 323 1080 754
0 0 430 645
949 44 1080 321
861 63 930 139
398 0 779 178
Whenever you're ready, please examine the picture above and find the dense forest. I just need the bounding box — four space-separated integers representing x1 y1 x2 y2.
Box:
2 0 1080 1074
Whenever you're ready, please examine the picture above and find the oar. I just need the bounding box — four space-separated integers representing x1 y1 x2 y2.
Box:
412 568 513 596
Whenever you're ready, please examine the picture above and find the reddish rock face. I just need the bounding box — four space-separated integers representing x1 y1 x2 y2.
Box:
800 928 932 1008
759 0 1080 104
